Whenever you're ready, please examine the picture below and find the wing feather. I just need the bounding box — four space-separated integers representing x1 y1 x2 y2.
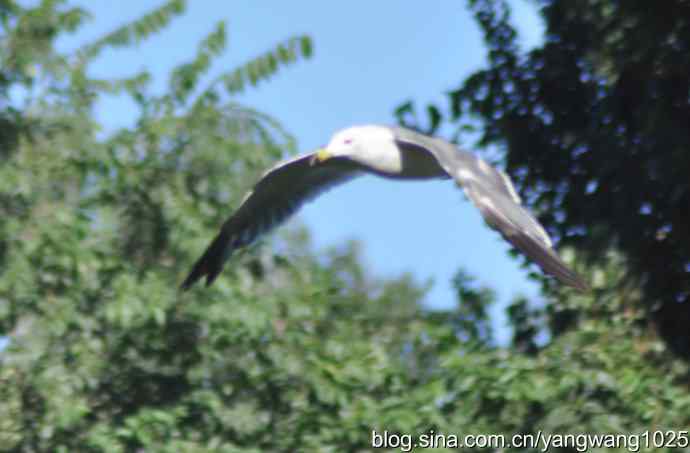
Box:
392 127 588 291
181 153 359 289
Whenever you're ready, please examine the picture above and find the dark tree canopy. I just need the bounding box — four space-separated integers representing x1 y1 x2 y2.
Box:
401 0 690 355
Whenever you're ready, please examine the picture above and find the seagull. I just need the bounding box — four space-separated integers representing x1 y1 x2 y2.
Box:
181 125 588 292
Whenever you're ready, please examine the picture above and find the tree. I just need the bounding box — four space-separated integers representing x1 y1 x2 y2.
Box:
3 1 690 451
397 0 690 357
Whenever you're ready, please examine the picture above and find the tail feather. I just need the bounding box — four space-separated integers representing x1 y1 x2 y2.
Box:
180 231 230 290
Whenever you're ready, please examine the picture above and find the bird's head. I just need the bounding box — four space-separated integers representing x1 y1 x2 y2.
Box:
310 125 395 166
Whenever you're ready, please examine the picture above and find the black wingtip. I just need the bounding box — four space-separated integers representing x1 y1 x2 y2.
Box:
180 232 229 291
556 272 589 293
180 263 205 291
542 255 590 293
547 256 590 293
569 274 591 293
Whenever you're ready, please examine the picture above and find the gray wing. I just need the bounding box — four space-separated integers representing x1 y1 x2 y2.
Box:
392 127 588 292
181 153 360 289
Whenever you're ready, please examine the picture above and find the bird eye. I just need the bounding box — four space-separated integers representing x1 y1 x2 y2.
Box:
343 138 352 145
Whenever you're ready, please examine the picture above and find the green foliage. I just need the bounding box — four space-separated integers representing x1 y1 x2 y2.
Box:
169 20 226 104
221 35 313 95
79 0 185 61
2 1 690 451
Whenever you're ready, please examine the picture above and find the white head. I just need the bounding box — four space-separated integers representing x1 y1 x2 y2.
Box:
311 125 397 165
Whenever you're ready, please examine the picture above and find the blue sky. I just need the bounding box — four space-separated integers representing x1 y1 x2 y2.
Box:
60 1 545 341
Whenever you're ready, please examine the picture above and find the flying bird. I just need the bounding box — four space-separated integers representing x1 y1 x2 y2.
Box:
181 125 588 292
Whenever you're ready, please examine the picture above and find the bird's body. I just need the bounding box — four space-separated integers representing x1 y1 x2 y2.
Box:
181 125 588 292
326 126 447 179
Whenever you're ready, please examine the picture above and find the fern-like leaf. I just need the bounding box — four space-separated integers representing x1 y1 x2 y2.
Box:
77 0 185 63
169 21 226 104
219 34 313 95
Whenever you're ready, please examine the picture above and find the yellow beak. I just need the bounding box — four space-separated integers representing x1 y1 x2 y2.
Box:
310 148 331 165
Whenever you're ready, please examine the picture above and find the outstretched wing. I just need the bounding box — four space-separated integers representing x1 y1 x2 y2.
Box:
393 127 588 292
181 153 360 289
